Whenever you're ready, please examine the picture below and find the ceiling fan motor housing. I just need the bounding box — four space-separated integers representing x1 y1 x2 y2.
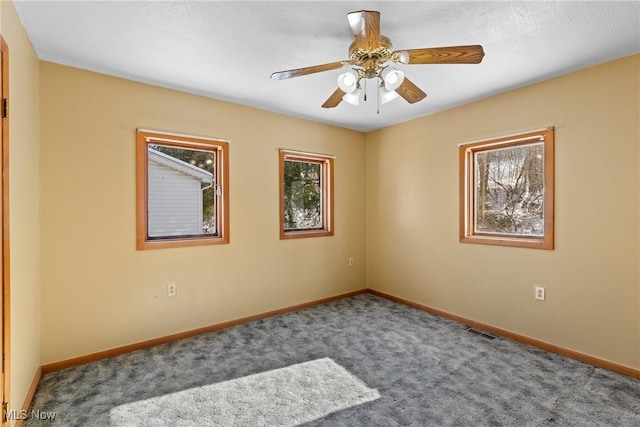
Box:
349 36 394 78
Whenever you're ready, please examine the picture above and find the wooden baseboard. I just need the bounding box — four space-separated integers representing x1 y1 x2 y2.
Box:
14 367 41 427
367 288 640 379
39 287 640 380
41 289 367 374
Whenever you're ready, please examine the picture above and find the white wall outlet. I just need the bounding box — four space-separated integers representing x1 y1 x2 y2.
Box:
167 284 177 297
535 286 545 301
348 257 355 267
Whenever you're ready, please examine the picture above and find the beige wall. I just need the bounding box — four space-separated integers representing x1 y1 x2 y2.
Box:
366 54 640 369
1 0 42 419
39 62 366 363
38 55 640 369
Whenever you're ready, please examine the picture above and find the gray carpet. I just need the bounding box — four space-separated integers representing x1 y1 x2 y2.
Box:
26 294 640 426
109 357 379 426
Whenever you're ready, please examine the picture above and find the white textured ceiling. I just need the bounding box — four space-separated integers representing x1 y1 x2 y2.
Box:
13 1 640 131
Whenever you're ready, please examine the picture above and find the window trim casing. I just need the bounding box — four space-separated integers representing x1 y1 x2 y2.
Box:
279 149 334 240
136 129 230 250
459 128 554 250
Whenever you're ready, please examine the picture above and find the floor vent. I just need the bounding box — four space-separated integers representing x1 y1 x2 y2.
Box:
466 326 496 340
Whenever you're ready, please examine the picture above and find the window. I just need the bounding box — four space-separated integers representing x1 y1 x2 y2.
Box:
136 129 229 250
279 150 334 239
459 128 554 249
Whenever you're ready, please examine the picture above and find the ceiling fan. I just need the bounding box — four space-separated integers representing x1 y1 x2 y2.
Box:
270 10 485 109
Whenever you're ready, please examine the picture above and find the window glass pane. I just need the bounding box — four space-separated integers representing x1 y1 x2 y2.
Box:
283 159 322 230
147 144 216 238
474 142 544 236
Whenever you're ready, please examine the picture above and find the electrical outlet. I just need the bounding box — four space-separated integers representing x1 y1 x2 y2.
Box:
348 257 355 267
535 286 545 301
167 284 177 297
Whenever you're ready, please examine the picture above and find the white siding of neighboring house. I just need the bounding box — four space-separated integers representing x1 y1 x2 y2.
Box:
148 159 206 237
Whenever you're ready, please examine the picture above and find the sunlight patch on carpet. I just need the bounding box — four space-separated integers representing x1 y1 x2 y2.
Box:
109 357 380 426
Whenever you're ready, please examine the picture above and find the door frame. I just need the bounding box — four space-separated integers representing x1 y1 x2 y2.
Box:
1 34 10 427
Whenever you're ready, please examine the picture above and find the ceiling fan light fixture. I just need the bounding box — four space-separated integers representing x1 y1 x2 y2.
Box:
381 67 405 91
396 50 409 64
342 88 362 105
337 70 359 93
380 87 400 104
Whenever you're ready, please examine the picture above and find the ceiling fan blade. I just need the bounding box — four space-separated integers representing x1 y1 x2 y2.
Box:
400 45 485 65
270 61 349 80
321 88 346 108
347 10 380 50
395 77 427 104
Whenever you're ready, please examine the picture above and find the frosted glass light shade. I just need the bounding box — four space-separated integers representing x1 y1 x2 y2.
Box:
337 71 359 93
381 67 405 91
396 50 409 64
380 87 399 104
342 88 361 105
